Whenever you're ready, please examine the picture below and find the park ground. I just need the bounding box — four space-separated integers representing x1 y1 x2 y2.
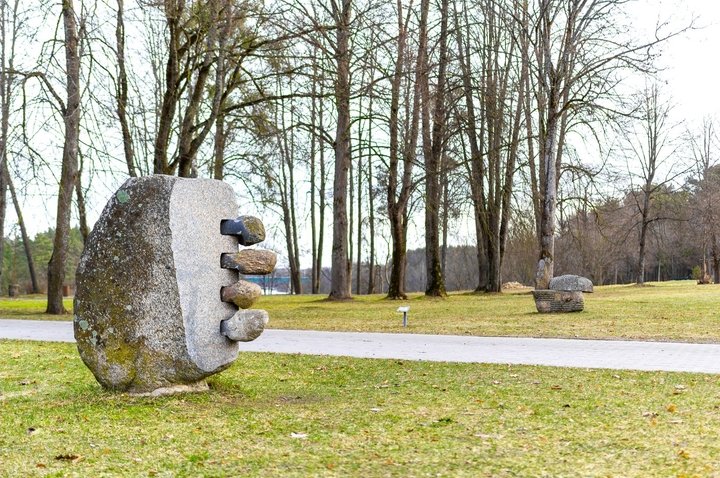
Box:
8 280 720 342
3 280 720 476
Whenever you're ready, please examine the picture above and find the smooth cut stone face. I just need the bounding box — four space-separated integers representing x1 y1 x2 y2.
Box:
169 178 240 372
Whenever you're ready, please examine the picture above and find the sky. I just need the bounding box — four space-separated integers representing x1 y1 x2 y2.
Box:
647 0 720 121
12 0 720 269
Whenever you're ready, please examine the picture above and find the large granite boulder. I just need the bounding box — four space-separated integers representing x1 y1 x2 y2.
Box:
549 275 593 293
74 175 274 395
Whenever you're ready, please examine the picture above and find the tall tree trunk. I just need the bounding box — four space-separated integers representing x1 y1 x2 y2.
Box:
421 0 448 297
0 4 9 295
288 108 302 294
310 50 320 293
636 196 651 285
115 0 135 177
712 232 720 284
453 5 487 291
366 115 376 295
213 113 226 179
328 0 352 300
6 172 38 293
315 85 327 294
278 100 301 294
153 1 182 175
355 100 365 295
75 166 89 244
47 0 81 314
534 0 561 289
441 166 448 275
348 141 354 293
386 0 416 300
535 111 558 290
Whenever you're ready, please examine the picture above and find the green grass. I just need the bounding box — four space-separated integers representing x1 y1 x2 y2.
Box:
256 280 720 342
7 280 720 343
2 340 720 477
0 295 74 320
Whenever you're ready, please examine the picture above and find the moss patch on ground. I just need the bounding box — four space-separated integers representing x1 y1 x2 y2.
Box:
2 340 720 477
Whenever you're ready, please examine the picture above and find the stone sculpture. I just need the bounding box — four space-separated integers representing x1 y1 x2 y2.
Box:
73 175 276 395
533 274 593 313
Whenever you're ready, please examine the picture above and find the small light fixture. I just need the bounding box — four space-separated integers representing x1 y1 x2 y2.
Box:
397 306 410 327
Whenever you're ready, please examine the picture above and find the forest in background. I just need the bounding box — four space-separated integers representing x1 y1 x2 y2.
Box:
0 0 713 310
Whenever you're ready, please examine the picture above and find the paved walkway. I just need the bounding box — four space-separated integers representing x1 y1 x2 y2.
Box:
2 319 720 373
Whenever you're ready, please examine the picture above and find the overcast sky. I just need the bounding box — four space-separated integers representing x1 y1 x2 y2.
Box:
645 0 720 121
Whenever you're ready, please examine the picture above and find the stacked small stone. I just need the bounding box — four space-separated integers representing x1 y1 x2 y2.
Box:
218 217 277 342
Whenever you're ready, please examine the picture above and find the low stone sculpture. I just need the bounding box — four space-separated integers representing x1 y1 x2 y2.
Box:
73 175 276 395
534 274 593 313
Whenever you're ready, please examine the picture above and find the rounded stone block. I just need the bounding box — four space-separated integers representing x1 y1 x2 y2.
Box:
220 309 269 342
221 249 277 275
221 280 262 309
73 175 247 394
549 275 593 293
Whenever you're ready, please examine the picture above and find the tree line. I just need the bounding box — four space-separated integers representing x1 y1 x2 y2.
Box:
0 0 703 313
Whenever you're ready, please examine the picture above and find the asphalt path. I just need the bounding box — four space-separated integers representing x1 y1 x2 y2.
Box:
2 319 720 373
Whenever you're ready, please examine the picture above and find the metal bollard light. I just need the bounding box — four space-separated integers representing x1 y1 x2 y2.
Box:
397 306 410 327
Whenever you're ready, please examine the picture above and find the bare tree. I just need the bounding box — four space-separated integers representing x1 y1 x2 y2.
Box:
386 0 419 300
688 118 720 282
454 0 523 293
309 50 328 294
0 0 17 293
419 0 448 297
47 0 82 314
526 0 688 289
623 84 685 285
6 171 38 292
114 0 136 177
328 0 353 300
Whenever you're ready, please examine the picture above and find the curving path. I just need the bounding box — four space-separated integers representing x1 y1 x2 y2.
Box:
2 319 720 373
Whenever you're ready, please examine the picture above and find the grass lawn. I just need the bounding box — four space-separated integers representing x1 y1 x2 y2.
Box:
0 295 73 320
258 280 720 343
5 280 720 342
2 340 720 477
